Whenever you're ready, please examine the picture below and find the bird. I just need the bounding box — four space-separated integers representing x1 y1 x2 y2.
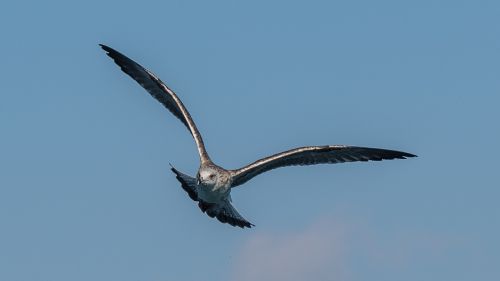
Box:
100 44 416 228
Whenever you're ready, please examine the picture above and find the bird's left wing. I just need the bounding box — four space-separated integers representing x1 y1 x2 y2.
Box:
100 44 211 163
230 146 416 187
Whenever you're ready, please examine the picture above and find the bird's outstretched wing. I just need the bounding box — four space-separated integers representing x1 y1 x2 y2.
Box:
100 44 211 163
230 146 416 187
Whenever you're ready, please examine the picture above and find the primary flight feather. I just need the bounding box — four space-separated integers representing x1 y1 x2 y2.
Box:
100 44 416 228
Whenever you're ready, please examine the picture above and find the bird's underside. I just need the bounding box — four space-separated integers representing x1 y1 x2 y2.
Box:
100 44 417 229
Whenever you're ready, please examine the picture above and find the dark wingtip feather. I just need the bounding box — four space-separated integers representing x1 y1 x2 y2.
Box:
399 151 418 158
99 43 113 52
377 148 417 160
99 44 133 67
99 44 130 66
99 43 114 55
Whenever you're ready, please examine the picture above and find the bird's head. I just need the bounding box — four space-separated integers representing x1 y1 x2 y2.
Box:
197 168 218 186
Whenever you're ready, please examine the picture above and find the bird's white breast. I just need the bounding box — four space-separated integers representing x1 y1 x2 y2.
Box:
196 184 230 204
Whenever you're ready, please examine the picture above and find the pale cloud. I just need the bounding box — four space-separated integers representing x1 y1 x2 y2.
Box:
360 228 456 270
230 216 455 281
231 218 349 281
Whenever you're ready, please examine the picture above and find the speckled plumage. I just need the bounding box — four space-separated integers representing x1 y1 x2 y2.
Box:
101 44 416 228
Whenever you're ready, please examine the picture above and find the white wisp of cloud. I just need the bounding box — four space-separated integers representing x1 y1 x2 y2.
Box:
231 218 348 281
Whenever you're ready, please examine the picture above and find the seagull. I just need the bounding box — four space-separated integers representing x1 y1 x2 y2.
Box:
100 44 416 228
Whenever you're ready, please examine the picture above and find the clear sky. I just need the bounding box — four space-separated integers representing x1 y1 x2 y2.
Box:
1 0 499 280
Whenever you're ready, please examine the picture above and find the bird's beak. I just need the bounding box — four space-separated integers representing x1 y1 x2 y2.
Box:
196 178 201 185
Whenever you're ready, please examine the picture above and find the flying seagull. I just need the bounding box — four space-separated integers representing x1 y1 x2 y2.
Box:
100 44 416 228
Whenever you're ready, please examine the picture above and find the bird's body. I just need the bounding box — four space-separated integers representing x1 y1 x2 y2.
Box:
196 164 232 203
100 44 416 228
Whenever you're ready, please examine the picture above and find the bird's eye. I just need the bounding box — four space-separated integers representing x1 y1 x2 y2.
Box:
209 174 215 179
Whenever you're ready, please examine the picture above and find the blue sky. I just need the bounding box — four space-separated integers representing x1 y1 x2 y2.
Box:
1 0 499 280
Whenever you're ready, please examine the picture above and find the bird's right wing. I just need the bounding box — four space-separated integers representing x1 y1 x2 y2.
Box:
100 44 211 163
230 145 416 187
199 199 254 229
